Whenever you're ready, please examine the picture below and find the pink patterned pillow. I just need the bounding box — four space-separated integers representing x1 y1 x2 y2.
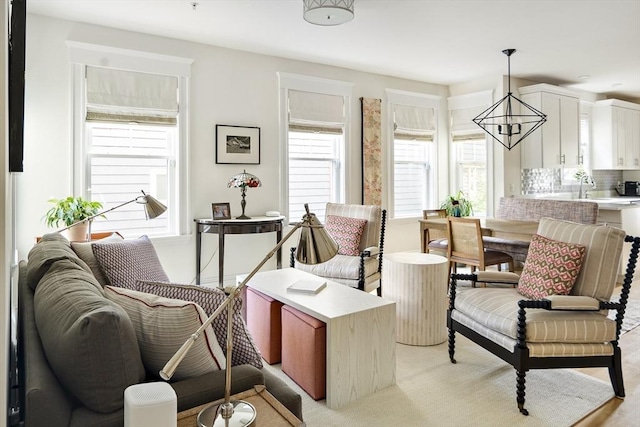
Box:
518 234 586 300
325 215 367 256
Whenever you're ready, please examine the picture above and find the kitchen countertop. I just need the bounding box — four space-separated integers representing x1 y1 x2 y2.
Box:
525 194 640 210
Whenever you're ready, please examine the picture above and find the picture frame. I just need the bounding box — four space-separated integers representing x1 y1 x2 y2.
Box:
216 124 260 164
211 202 231 220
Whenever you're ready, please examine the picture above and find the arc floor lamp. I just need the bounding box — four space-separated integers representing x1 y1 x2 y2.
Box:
160 203 338 427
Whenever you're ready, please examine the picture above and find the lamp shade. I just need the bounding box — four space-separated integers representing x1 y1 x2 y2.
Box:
227 170 261 189
295 204 339 265
139 193 167 219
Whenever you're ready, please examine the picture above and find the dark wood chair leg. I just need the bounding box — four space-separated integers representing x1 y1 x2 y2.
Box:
608 346 626 397
516 369 529 415
448 328 456 364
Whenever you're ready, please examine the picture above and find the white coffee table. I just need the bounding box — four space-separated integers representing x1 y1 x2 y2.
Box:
237 268 396 409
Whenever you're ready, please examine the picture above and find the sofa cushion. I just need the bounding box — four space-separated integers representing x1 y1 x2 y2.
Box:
536 218 625 300
294 254 379 281
71 233 124 286
133 281 263 368
454 288 617 344
104 286 226 381
325 215 367 256
92 235 169 289
34 260 145 414
517 234 586 300
27 233 94 291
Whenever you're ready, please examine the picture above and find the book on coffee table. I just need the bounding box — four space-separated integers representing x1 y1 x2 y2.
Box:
287 279 327 294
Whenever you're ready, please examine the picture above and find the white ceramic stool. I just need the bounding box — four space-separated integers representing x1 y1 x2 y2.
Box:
382 252 449 345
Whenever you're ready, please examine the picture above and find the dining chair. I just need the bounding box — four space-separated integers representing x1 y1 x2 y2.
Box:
446 217 515 283
423 209 448 254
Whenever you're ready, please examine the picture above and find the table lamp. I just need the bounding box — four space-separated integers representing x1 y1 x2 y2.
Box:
227 170 261 219
56 190 167 240
160 204 338 427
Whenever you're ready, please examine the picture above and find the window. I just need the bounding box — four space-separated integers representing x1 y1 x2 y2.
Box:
69 43 192 238
453 137 487 216
387 90 440 219
278 74 352 222
86 122 175 236
448 92 493 217
288 130 343 221
392 105 436 218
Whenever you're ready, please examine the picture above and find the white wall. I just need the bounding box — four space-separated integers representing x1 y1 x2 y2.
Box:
19 14 449 284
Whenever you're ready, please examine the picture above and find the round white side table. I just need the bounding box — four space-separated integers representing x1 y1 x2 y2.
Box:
382 252 449 346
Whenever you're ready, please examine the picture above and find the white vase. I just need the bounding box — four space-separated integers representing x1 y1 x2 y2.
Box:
64 222 89 242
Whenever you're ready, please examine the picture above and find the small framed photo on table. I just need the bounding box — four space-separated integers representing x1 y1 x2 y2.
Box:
211 202 231 220
216 124 260 164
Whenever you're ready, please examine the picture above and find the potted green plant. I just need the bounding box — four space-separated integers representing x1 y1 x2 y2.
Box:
44 196 104 241
440 190 474 217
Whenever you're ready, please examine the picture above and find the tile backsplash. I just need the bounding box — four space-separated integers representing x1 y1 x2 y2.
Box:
521 169 623 196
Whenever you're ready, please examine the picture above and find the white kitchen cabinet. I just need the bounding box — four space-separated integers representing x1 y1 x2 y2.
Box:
519 84 581 169
592 99 640 170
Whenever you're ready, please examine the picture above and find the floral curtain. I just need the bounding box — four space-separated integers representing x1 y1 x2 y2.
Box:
361 97 382 206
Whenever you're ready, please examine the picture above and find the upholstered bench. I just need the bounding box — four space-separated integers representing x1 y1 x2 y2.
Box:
483 197 599 263
281 305 326 400
245 287 283 365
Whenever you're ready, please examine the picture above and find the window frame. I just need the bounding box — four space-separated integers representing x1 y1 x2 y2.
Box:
385 89 441 220
68 42 193 238
448 91 495 217
277 72 353 223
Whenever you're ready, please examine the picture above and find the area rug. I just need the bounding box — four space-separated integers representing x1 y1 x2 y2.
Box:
263 335 614 427
608 297 640 334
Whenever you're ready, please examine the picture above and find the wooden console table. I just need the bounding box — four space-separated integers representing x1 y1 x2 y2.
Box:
194 216 285 287
177 385 303 427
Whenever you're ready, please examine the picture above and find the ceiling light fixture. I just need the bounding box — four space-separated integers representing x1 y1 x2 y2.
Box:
303 0 354 26
473 49 547 151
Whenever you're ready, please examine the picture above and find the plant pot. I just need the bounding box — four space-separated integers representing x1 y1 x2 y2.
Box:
63 222 89 242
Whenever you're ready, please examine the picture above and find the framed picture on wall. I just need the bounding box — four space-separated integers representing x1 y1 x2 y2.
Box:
216 124 260 164
211 202 231 220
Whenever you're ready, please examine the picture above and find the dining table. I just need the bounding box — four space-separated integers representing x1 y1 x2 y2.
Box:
419 217 539 254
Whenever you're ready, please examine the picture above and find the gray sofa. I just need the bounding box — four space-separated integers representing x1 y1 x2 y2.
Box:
18 234 302 426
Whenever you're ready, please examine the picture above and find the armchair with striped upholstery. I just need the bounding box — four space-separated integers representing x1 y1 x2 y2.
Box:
290 203 386 296
447 217 640 416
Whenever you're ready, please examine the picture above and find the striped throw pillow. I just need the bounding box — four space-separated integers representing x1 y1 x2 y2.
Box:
105 286 226 381
133 281 263 368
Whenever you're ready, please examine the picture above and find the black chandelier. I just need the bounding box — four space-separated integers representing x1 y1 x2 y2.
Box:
473 49 547 151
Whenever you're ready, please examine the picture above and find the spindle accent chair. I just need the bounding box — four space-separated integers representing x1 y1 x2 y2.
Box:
447 217 639 415
290 203 386 296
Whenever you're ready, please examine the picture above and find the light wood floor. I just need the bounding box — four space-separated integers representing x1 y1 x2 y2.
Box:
574 281 640 426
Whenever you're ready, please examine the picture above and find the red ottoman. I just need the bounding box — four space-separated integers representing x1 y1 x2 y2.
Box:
245 287 283 365
281 305 326 400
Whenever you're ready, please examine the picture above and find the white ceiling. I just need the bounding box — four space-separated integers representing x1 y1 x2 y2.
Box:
28 0 640 102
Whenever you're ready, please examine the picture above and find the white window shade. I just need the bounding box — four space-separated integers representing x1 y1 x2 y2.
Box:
450 105 487 139
394 104 435 140
288 90 344 124
86 66 178 125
